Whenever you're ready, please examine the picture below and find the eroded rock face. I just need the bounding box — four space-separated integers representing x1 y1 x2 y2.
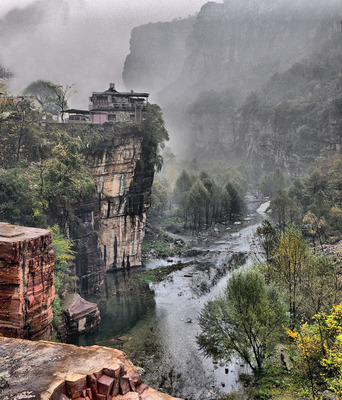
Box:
0 223 55 340
72 131 155 294
92 135 148 271
0 337 182 400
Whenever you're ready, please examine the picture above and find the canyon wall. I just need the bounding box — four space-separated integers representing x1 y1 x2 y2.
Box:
0 223 54 340
68 126 155 294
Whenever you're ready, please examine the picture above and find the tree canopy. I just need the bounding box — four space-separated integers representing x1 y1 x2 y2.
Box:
197 268 288 373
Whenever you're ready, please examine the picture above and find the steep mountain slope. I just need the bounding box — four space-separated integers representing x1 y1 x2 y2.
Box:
123 18 195 96
123 0 341 172
235 33 342 177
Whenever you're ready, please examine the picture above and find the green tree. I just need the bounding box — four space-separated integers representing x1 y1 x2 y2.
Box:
273 225 312 323
256 219 279 264
260 169 288 198
0 98 40 166
302 211 326 251
174 169 193 222
287 303 342 398
199 171 217 227
301 255 341 318
38 129 95 223
140 103 169 172
270 190 301 232
50 225 75 328
0 168 46 227
149 175 170 217
187 179 210 232
225 181 244 220
197 269 288 373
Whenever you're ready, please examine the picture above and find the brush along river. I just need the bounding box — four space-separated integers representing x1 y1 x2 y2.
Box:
67 202 269 399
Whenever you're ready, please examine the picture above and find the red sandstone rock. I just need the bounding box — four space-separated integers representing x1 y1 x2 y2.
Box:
94 370 103 380
66 375 87 399
58 394 69 400
120 375 131 395
103 363 123 378
88 374 98 395
63 293 101 336
115 393 140 400
111 378 120 397
0 337 183 400
94 394 106 400
0 223 54 340
98 375 115 395
135 384 149 395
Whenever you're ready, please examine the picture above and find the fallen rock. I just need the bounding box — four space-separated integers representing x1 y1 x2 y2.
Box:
60 293 101 338
321 390 339 400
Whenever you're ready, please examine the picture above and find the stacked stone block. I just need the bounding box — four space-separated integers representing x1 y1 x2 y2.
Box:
57 364 151 400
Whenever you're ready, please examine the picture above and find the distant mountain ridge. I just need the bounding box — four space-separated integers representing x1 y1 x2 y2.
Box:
123 0 342 175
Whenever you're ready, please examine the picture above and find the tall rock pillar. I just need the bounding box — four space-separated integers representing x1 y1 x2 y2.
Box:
0 223 55 340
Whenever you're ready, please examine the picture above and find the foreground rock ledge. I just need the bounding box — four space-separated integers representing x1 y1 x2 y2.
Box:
0 337 183 400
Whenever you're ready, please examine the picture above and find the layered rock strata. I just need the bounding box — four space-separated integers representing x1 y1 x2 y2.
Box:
72 130 154 294
0 337 182 400
0 223 55 340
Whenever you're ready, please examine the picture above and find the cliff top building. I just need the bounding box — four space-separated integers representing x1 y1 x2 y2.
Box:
65 83 149 125
89 82 149 124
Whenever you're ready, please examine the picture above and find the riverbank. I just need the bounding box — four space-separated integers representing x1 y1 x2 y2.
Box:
67 201 269 399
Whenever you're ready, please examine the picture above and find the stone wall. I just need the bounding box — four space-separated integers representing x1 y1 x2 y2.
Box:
0 223 55 340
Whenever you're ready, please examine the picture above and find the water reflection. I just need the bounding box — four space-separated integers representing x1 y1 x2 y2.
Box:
67 268 156 347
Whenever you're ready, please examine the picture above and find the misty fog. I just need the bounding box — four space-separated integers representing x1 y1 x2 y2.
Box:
0 0 206 107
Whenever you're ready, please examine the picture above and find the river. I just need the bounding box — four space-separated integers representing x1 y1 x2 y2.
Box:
68 201 269 399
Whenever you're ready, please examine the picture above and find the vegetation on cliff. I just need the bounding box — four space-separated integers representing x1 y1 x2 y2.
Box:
0 91 169 323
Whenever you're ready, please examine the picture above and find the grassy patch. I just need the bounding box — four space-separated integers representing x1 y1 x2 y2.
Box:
244 362 313 400
142 224 186 259
140 262 191 284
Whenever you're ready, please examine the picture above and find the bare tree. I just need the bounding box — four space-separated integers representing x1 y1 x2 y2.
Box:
43 82 76 121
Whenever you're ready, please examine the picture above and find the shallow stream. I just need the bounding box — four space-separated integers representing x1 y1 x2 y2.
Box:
68 202 268 399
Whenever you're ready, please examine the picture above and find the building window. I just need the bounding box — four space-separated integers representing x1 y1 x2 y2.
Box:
98 97 108 106
108 114 116 122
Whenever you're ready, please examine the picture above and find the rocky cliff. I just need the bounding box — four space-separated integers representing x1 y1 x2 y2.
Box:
0 223 55 340
65 124 157 294
0 337 182 400
123 18 195 96
123 0 341 173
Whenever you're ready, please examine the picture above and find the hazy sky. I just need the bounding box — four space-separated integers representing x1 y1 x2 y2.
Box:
0 0 210 107
2 0 207 20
